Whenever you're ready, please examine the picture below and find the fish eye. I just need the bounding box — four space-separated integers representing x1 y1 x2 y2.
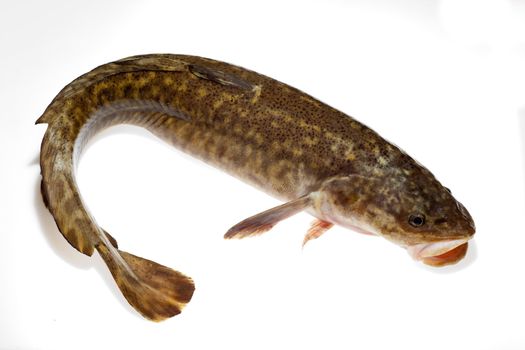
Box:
444 187 451 194
409 213 426 227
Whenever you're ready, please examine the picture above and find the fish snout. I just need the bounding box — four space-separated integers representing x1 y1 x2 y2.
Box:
456 201 476 237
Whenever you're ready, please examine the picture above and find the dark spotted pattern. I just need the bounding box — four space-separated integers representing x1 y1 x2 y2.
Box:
37 54 475 320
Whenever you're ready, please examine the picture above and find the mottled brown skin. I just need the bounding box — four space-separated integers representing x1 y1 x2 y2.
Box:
37 54 475 321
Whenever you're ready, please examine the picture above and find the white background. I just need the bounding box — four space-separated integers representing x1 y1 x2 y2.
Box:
1 0 525 349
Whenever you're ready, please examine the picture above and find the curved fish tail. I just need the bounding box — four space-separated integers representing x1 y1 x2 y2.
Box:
96 237 195 321
36 55 197 320
38 125 97 255
38 124 195 320
38 123 195 321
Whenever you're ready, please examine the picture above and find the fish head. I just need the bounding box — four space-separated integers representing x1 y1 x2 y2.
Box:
313 172 475 266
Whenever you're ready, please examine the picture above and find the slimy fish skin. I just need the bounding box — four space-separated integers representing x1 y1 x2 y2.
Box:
37 54 475 321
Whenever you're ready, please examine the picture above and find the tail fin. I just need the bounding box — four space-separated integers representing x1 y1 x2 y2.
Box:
96 239 195 322
37 55 197 321
40 134 195 321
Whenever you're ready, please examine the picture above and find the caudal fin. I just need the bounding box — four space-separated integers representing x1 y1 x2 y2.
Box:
96 240 195 322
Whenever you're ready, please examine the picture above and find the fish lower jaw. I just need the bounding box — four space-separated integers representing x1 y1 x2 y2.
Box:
407 238 470 267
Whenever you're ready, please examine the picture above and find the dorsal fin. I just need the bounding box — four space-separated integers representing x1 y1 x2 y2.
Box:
59 56 187 101
113 55 187 72
36 55 189 125
188 64 254 91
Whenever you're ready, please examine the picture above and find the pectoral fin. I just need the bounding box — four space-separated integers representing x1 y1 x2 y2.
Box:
224 194 312 239
303 219 333 247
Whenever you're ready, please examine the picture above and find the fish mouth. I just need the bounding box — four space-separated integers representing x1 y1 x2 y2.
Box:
407 238 470 267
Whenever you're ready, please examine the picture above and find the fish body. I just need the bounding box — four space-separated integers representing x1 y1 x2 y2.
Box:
37 54 475 321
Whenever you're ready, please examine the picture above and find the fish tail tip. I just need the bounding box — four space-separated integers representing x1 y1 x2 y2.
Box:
96 243 195 322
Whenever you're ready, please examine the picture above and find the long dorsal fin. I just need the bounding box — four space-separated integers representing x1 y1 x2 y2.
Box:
188 64 255 91
36 55 189 124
